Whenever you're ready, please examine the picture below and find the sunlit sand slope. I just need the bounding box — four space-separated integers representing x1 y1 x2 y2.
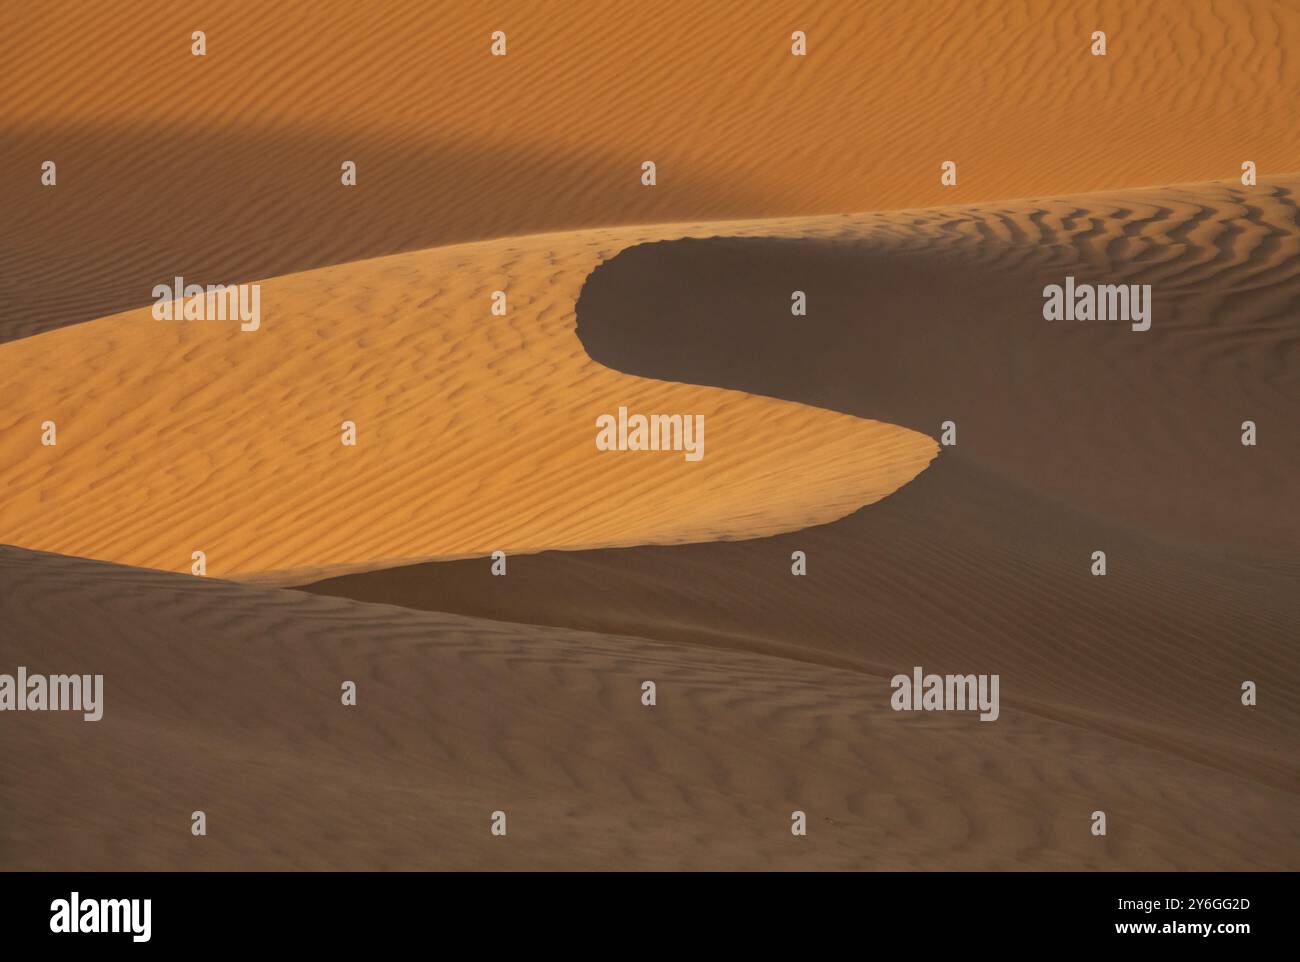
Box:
0 221 936 583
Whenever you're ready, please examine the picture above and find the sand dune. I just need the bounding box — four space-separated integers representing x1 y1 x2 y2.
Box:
3 170 1296 868
13 174 1291 583
307 178 1300 856
4 545 1295 870
3 0 1297 874
0 221 936 583
4 0 1297 340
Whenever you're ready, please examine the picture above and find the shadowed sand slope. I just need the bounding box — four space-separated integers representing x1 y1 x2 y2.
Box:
574 178 1300 555
4 0 1298 339
306 179 1300 846
0 221 936 584
3 546 1296 870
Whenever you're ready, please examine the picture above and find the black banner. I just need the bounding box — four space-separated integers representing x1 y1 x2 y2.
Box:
0 871 1283 949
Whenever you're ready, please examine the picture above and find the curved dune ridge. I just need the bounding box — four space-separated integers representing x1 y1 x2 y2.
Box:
0 222 937 583
573 177 1300 555
3 0 1298 340
10 175 1290 585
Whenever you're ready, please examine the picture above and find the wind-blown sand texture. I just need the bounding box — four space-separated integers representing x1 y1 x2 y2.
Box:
4 546 1297 870
1 0 1297 870
0 221 936 583
3 0 1297 341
